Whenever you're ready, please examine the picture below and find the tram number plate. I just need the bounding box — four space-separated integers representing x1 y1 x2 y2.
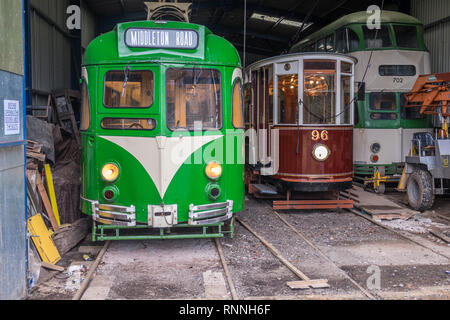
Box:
312 130 328 141
148 205 178 228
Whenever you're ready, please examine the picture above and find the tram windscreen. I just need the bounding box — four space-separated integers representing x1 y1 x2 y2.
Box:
394 25 419 48
104 70 154 108
369 92 396 111
166 68 222 131
303 61 336 124
363 25 392 49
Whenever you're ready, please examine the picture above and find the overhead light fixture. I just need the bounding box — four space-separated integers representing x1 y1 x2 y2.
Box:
250 13 313 30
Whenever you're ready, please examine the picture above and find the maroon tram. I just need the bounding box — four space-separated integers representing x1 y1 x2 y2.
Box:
244 53 357 209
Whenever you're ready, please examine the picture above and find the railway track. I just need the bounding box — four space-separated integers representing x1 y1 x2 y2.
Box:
71 198 449 301
219 198 449 301
231 210 377 300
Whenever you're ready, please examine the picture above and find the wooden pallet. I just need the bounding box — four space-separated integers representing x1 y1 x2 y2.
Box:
53 90 81 144
350 186 418 220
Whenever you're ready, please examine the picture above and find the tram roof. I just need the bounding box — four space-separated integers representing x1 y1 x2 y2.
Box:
292 10 423 49
83 20 241 67
245 52 358 72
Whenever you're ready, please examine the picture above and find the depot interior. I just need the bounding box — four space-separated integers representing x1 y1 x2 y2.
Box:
0 0 449 300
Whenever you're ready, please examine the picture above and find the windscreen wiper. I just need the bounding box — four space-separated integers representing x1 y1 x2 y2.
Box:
122 65 130 97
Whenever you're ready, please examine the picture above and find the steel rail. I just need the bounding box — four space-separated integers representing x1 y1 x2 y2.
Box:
72 240 111 300
271 210 376 300
346 208 450 260
214 238 239 300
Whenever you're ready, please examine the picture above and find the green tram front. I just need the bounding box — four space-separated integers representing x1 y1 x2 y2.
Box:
80 21 245 241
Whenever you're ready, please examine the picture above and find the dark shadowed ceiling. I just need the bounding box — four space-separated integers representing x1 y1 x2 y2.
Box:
83 0 412 64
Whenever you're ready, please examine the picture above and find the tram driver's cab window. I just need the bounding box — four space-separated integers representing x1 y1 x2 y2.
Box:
394 25 419 49
104 70 154 108
363 25 392 49
369 92 398 120
166 68 222 131
303 60 336 124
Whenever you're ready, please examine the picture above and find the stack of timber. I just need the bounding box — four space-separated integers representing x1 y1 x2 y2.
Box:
25 90 87 285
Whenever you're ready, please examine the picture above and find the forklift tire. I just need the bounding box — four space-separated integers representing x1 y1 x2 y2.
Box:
406 169 434 212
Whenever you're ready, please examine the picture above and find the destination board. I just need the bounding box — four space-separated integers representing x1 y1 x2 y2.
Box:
125 28 199 49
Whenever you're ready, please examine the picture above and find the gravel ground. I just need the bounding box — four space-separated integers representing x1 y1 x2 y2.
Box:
220 199 363 298
27 193 450 300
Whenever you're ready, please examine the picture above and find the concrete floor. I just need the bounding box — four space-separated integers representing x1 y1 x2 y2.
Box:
28 192 450 300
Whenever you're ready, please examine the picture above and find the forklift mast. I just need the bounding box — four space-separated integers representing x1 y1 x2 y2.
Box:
404 72 450 138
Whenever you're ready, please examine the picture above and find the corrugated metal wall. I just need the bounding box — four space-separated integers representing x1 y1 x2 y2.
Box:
411 0 450 73
29 0 73 105
81 0 97 51
0 1 26 300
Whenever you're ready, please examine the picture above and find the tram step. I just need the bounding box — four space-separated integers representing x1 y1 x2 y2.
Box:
252 184 278 195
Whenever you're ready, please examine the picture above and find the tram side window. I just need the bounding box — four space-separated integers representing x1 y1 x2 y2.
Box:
363 25 392 49
303 61 336 125
166 68 222 131
336 28 360 53
394 25 419 48
244 83 252 127
80 80 90 131
317 39 326 52
341 75 352 124
379 65 416 76
336 28 346 52
232 79 244 129
326 35 334 52
104 70 154 108
278 74 298 124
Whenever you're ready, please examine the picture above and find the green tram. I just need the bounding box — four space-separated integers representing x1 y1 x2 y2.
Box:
80 20 245 241
291 11 432 191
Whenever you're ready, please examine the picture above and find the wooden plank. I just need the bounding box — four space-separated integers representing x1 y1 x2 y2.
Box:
41 262 65 272
429 228 450 244
53 219 90 256
436 214 450 222
28 214 61 264
45 164 61 226
27 151 46 162
351 186 418 217
35 174 59 232
287 279 330 289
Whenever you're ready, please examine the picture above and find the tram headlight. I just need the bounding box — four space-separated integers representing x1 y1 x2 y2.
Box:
205 162 222 180
312 144 331 162
370 143 381 154
101 163 119 182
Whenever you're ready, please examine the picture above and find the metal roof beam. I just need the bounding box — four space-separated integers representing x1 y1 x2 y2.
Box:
209 25 290 44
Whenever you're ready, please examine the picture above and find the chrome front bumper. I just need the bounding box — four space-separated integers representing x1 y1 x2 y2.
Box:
83 197 233 227
90 200 136 227
189 200 234 225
